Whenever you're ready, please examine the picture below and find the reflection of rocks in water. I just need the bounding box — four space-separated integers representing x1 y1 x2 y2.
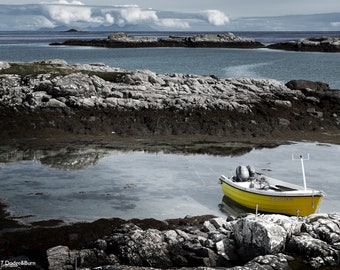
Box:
0 146 111 170
39 148 109 170
0 139 280 171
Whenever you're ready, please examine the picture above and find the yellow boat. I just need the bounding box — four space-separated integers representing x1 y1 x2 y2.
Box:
219 163 324 216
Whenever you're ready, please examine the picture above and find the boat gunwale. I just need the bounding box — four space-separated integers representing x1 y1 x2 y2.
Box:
220 175 324 198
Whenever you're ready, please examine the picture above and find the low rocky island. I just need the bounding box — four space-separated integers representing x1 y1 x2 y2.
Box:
268 37 340 52
50 32 340 53
50 32 265 49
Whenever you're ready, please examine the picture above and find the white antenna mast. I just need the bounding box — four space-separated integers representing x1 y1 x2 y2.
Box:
292 154 310 190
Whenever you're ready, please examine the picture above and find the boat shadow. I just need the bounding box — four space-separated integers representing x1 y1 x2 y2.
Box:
219 195 262 217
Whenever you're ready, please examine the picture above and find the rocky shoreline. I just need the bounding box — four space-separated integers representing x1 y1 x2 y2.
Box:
1 60 340 144
46 213 340 270
1 213 340 269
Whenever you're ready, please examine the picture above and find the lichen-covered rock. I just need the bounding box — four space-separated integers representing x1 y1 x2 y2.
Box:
46 245 77 270
287 233 339 268
107 224 173 268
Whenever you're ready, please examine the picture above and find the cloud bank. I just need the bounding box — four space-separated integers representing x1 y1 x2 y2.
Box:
200 10 230 26
2 1 337 31
0 1 230 30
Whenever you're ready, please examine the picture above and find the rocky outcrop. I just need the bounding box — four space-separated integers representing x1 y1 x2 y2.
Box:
286 80 330 92
1 60 340 141
46 213 340 269
108 32 158 43
267 37 340 52
50 32 265 49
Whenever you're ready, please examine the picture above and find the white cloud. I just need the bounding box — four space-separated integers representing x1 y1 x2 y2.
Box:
0 14 55 30
156 18 190 29
112 4 139 8
105 13 114 24
41 0 84 5
331 22 340 27
42 4 100 25
119 7 158 24
200 10 229 26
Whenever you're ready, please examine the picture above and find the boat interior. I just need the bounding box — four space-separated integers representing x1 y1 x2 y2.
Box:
224 165 315 193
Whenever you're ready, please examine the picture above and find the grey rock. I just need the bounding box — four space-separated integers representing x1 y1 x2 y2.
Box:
107 224 172 268
287 233 339 268
268 37 340 52
43 98 68 108
108 32 157 43
94 239 108 251
238 253 292 270
189 32 253 43
278 117 290 127
215 238 238 261
51 73 97 97
286 79 330 91
304 213 340 244
46 245 118 270
0 61 11 70
34 59 68 66
233 215 287 256
46 245 74 270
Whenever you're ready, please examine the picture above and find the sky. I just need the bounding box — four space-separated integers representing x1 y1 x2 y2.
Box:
0 0 340 31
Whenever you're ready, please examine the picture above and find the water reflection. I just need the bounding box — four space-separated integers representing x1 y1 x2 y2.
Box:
0 140 276 170
0 146 111 170
0 141 339 225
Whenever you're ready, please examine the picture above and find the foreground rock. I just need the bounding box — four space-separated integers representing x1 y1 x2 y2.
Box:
45 213 340 269
50 32 265 48
268 37 340 52
0 60 340 143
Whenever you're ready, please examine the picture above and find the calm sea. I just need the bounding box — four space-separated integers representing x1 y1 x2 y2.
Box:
0 31 339 224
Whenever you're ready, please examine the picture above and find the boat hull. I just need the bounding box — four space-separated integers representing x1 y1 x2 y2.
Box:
221 179 323 216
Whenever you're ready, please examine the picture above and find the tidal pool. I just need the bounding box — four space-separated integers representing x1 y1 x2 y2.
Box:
0 141 339 224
